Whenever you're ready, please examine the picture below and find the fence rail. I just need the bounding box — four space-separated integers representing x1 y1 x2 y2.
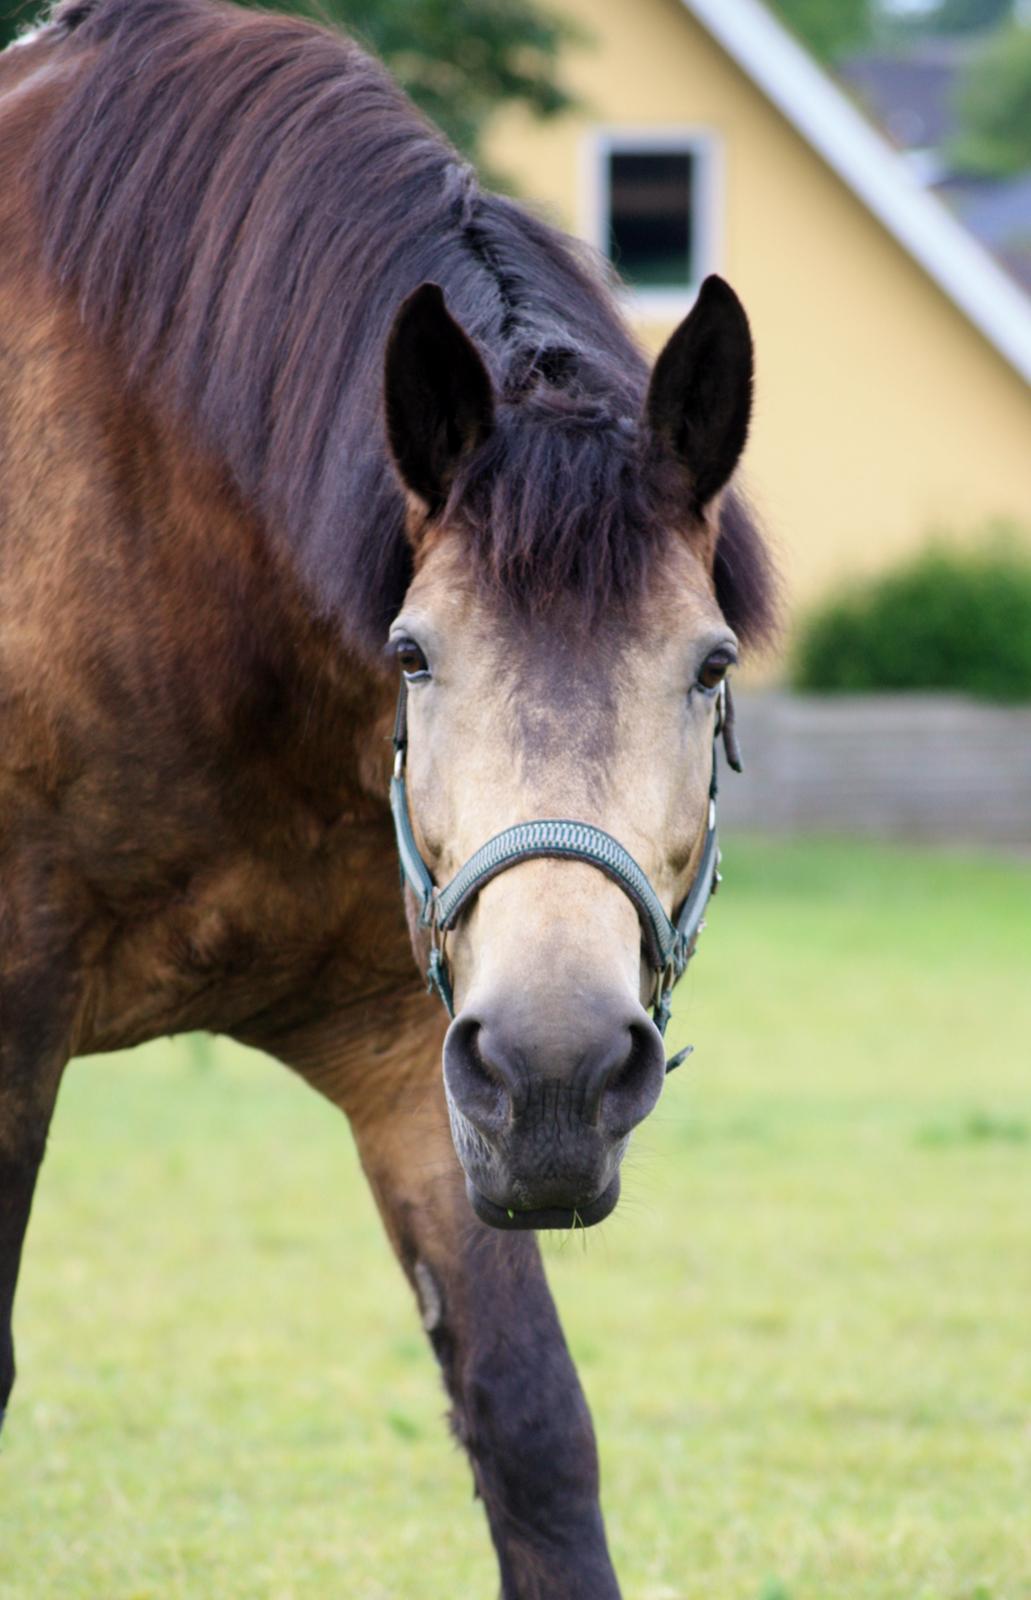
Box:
719 692 1031 845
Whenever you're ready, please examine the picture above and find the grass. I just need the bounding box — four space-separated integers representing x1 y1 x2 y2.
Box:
2 836 1030 1600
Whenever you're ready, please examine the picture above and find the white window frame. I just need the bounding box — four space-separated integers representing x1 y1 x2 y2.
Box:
580 127 723 319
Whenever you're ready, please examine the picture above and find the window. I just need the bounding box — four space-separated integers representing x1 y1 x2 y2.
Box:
586 131 719 308
609 150 696 289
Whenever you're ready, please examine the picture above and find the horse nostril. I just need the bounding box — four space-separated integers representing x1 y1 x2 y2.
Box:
588 1019 666 1138
446 1007 665 1143
443 1016 521 1134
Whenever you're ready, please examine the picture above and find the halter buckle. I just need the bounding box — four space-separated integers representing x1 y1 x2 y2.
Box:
715 679 727 735
652 949 682 1037
426 946 454 1016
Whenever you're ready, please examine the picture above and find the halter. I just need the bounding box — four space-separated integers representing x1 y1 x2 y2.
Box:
388 679 741 1073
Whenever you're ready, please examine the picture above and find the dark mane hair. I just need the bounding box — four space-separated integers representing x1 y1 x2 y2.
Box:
38 0 776 653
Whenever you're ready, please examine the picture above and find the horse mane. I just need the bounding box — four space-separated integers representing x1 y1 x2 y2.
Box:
37 0 776 654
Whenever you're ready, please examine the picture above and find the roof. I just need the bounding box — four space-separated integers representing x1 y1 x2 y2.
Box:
937 172 1031 295
938 171 1031 246
839 39 977 152
679 0 1031 386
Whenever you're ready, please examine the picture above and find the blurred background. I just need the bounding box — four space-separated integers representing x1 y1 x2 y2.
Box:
1 1 1028 1597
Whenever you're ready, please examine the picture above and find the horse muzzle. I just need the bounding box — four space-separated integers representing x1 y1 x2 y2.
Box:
442 1000 666 1230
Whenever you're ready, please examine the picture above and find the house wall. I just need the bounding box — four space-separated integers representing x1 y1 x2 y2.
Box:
484 0 1031 632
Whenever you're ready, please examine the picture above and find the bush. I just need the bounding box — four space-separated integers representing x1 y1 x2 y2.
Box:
791 531 1031 702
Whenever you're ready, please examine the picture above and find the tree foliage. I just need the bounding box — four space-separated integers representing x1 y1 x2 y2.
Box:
1 0 41 49
950 19 1031 175
767 0 874 63
336 0 584 163
925 0 1014 34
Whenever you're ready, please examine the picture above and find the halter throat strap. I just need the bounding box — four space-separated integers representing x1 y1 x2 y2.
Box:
388 679 732 1046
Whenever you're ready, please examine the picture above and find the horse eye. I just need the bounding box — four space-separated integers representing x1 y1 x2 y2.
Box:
395 639 430 679
697 649 735 692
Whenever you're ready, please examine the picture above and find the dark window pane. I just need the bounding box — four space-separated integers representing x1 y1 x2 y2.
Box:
608 150 695 289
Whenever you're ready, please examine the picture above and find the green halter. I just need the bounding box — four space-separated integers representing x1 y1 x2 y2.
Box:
389 679 739 1071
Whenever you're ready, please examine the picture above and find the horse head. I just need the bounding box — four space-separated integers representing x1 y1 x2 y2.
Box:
383 276 756 1230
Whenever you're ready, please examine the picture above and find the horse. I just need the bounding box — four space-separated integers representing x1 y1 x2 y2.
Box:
0 0 776 1592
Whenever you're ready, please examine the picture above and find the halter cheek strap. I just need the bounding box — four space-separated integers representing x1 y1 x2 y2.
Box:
388 679 739 1071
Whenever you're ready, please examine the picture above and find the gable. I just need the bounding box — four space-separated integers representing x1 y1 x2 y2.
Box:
483 0 1031 614
681 0 1031 386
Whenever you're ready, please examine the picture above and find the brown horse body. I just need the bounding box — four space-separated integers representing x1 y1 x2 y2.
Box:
1 3 774 1593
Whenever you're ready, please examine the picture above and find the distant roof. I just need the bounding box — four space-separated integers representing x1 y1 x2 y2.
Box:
839 38 979 152
679 0 1031 385
936 172 1031 294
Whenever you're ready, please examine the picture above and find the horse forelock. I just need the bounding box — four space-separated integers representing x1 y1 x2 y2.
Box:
441 392 660 629
34 0 776 656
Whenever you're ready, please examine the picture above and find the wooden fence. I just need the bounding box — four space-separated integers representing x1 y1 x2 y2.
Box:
717 692 1031 846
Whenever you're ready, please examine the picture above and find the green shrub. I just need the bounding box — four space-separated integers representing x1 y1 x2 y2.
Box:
791 530 1031 702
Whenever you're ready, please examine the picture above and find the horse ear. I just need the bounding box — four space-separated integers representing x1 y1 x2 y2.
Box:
645 275 753 512
384 282 495 514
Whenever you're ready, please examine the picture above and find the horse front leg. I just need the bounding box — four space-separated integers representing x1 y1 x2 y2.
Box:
0 1131 45 1435
263 1003 622 1600
367 1144 622 1600
0 1012 69 1436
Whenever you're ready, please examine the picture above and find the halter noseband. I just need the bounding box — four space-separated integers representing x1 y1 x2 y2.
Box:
388 679 741 1072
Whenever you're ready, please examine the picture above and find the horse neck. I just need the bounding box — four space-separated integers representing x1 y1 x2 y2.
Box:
135 422 395 807
0 38 392 807
4 306 389 826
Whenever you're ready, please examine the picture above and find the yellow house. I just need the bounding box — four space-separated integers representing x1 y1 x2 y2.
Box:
485 0 1031 623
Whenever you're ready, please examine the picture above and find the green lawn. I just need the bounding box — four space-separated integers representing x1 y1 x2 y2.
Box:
2 838 1029 1600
